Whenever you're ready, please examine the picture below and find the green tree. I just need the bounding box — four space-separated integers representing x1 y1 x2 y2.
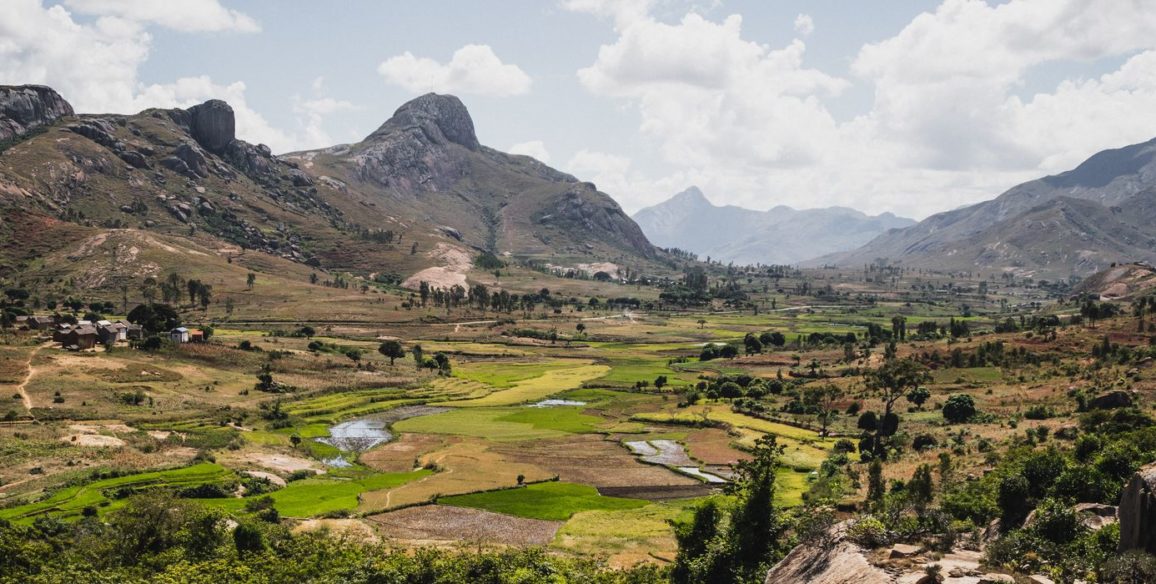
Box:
865 358 931 418
412 344 424 370
378 340 405 366
942 394 977 423
246 272 256 290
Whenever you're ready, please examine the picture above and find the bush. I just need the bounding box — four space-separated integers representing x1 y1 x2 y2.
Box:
942 394 977 423
848 515 889 548
998 474 1032 526
912 434 939 451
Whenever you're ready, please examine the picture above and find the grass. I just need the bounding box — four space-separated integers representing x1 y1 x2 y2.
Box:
0 463 234 523
200 469 431 517
438 364 609 407
552 501 695 563
439 481 648 521
454 360 581 388
392 407 600 441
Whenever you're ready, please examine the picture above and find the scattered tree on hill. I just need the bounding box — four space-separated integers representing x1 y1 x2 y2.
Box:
744 333 763 355
805 384 844 437
246 273 256 290
942 394 977 423
412 344 424 370
378 340 405 366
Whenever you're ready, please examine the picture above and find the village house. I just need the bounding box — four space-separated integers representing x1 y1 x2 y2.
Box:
52 323 73 344
188 328 204 343
27 315 55 329
98 321 127 346
169 327 190 343
62 324 98 351
125 323 144 340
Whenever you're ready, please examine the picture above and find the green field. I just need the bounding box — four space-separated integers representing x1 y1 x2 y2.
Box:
437 364 609 407
392 406 603 441
0 464 234 523
200 469 431 517
439 481 648 521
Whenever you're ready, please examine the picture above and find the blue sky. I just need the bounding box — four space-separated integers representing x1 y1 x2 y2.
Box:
5 0 1156 219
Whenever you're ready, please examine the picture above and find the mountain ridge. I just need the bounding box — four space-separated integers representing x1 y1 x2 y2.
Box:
632 187 914 265
813 136 1156 278
0 85 664 294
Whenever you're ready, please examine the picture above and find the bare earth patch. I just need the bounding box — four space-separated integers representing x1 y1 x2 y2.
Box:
62 434 125 447
244 470 287 487
402 243 473 290
489 435 697 488
368 505 561 546
361 433 448 473
240 452 323 475
294 518 379 543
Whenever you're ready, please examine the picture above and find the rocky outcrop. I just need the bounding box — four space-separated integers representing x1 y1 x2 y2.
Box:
1119 462 1156 553
366 93 478 151
0 85 73 143
765 536 891 584
351 94 478 192
1089 390 1133 410
186 99 235 154
538 186 655 257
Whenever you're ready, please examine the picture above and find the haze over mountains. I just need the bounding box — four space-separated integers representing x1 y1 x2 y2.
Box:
632 187 914 265
816 137 1156 278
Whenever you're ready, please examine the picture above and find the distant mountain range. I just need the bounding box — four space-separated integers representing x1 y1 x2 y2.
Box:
632 187 915 265
814 137 1156 278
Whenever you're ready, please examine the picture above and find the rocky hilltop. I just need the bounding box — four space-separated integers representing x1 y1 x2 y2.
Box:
0 85 74 143
0 86 662 291
633 186 913 265
288 92 655 261
816 137 1156 278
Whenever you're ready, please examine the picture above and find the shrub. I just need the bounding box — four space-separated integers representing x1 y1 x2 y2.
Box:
942 394 977 423
848 515 889 548
998 474 1031 526
912 434 939 451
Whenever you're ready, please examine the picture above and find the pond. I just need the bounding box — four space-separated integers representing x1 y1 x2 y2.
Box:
624 439 728 483
528 399 587 408
316 405 450 453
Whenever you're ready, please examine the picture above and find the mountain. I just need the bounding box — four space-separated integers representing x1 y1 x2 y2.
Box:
815 137 1156 278
0 85 661 293
632 187 914 265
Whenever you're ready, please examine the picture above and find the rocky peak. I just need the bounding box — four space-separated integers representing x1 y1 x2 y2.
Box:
670 186 712 207
0 85 74 143
366 93 479 151
186 99 235 154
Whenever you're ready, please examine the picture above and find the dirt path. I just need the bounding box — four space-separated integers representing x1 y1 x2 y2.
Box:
453 320 498 333
13 342 51 415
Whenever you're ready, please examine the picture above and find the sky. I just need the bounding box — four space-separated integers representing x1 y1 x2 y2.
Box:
4 0 1156 220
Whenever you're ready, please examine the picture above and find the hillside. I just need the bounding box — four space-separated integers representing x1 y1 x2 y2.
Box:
0 85 663 301
632 187 913 265
815 137 1156 277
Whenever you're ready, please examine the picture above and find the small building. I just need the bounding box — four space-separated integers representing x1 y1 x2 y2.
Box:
98 322 127 346
170 327 190 343
63 325 98 351
125 323 144 340
27 315 55 329
52 324 74 343
188 328 205 343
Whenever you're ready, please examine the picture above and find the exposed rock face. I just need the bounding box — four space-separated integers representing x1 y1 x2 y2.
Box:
186 99 235 154
352 93 478 192
539 186 654 257
367 93 478 151
0 85 74 143
765 523 892 584
1119 462 1156 553
1090 390 1133 410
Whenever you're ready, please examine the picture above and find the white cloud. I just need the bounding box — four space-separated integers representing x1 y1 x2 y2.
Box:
508 140 552 164
793 13 813 36
377 44 532 97
561 0 654 29
292 96 357 150
577 12 847 169
570 0 1156 219
63 0 260 32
